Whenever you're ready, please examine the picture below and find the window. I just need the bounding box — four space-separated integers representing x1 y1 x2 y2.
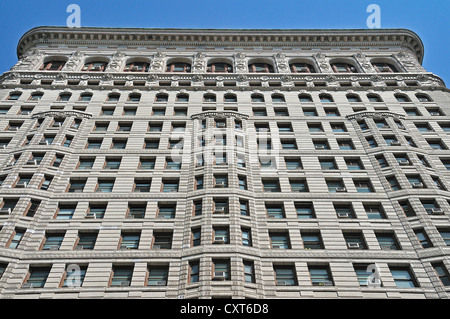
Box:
124 61 149 72
96 179 114 193
193 200 202 216
106 94 120 102
251 94 265 103
386 176 401 191
23 267 51 288
244 261 255 283
224 93 237 102
40 60 66 71
414 229 433 248
191 228 201 247
373 62 398 73
432 263 450 287
416 93 432 102
111 139 127 149
166 62 191 73
389 266 418 288
165 158 181 170
117 122 132 132
334 204 355 218
309 265 333 286
366 136 378 148
327 179 346 193
308 123 323 132
407 175 425 188
262 179 280 192
395 94 411 103
58 93 71 102
353 264 377 287
367 94 383 102
109 266 133 287
144 139 159 149
272 94 285 103
438 229 450 246
7 92 22 100
320 94 334 103
364 204 385 219
52 154 64 167
162 179 179 193
76 232 97 250
213 227 230 244
239 200 249 216
155 94 168 102
347 94 361 102
119 232 140 250
29 92 43 101
290 63 315 73
302 231 323 249
428 139 447 150
281 139 297 150
158 204 176 219
285 157 302 170
320 158 337 170
313 140 329 150
147 266 169 286
354 180 374 193
248 63 274 73
344 232 367 249
189 261 200 283
274 265 297 286
127 204 146 219
399 200 415 217
290 179 308 192
7 228 25 249
41 233 65 250
88 204 106 219
152 232 173 249
133 179 151 192
56 205 76 220
266 204 285 218
295 202 315 219
331 62 357 73
299 94 313 103
0 199 18 215
61 265 87 288
213 260 230 280
25 200 40 217
331 123 347 132
104 158 121 170
242 228 252 246
207 62 233 73
82 61 107 72
270 232 290 249
345 158 364 170
79 93 92 101
139 157 155 170
67 179 86 193
213 199 229 214
86 138 102 149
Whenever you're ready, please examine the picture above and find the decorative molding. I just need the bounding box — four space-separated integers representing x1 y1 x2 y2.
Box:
346 111 405 121
31 110 92 120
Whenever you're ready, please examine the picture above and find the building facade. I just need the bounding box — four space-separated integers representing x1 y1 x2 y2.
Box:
0 26 449 299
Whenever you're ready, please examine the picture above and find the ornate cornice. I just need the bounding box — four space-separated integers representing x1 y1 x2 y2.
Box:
31 110 92 120
17 27 425 63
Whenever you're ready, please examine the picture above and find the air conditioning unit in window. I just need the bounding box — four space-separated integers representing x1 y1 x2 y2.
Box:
398 160 409 165
215 181 226 188
15 182 27 188
272 244 285 249
277 280 287 286
390 141 401 146
49 246 60 251
337 212 351 218
0 208 11 215
26 159 37 165
120 281 130 287
214 207 226 214
431 208 444 215
85 213 96 219
347 243 360 249
336 187 347 192
22 283 34 289
214 236 226 244
412 182 424 188
213 272 226 280
216 122 226 128
315 145 326 150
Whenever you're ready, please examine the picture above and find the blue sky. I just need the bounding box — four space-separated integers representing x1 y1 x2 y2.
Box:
0 0 448 84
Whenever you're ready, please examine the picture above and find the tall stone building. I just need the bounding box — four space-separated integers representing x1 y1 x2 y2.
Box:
0 26 448 299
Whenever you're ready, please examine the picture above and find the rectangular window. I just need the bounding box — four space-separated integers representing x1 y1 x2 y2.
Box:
8 228 25 249
76 232 97 250
147 266 169 286
274 265 297 286
56 205 76 220
302 231 323 249
213 260 230 281
309 265 333 286
295 202 315 219
119 233 140 250
158 204 176 219
23 267 51 288
432 263 450 287
266 204 285 218
41 233 65 250
189 261 200 283
110 266 133 287
389 266 418 288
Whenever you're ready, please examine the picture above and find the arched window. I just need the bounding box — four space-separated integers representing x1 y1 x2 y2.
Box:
176 94 189 102
290 63 315 73
107 93 121 102
331 62 357 73
272 94 285 103
207 62 233 73
248 63 274 73
40 60 66 71
82 61 108 72
416 93 432 102
319 94 334 103
395 93 411 103
367 94 383 103
155 93 168 102
79 93 93 102
58 93 72 102
298 94 313 103
7 91 22 101
124 61 150 72
203 93 216 102
166 62 191 73
251 93 265 103
372 62 398 73
224 93 237 102
29 92 44 101
346 94 361 102
128 93 141 102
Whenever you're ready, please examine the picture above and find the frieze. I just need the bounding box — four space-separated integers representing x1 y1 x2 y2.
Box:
32 110 92 120
346 111 405 121
191 111 249 121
